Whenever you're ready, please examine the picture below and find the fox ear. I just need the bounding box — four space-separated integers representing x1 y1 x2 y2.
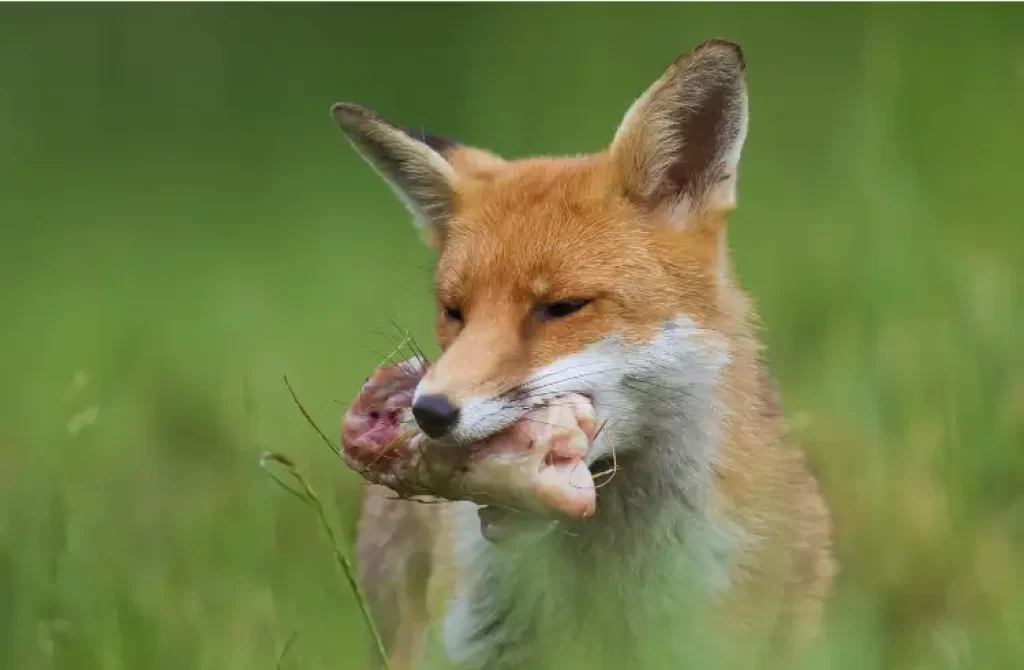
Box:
332 103 462 247
609 39 748 230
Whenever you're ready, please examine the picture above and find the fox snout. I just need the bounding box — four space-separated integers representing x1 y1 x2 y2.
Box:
410 316 534 441
410 372 527 444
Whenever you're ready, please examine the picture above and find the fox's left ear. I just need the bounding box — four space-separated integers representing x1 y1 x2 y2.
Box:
609 39 748 230
332 103 503 248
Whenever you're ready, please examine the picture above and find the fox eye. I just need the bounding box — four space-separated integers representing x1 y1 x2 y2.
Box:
443 306 464 322
536 299 591 322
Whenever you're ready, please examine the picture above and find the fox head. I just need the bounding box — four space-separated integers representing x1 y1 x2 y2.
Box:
333 39 748 466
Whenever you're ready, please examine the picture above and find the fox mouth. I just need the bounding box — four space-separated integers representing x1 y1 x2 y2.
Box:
341 359 602 540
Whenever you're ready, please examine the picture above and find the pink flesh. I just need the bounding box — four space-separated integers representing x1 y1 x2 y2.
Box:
340 358 598 521
341 360 423 464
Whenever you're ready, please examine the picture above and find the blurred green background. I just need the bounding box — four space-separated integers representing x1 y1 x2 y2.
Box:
1 3 1023 669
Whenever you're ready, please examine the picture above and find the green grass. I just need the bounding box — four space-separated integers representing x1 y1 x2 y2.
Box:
1 4 1022 669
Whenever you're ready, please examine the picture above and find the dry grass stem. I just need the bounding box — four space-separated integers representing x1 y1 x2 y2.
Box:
260 378 391 670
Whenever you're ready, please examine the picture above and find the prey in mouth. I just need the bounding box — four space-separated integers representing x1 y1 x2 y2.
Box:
341 358 608 542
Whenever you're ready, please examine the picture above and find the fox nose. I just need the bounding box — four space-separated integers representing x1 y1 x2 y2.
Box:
411 394 461 439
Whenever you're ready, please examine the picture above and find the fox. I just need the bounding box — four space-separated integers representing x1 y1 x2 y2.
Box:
331 39 837 670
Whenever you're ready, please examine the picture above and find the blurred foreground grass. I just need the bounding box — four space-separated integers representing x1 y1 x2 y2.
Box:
1 4 1022 669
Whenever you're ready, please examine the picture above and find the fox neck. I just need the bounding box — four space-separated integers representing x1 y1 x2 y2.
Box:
559 296 764 574
561 355 757 594
445 361 760 670
563 433 746 585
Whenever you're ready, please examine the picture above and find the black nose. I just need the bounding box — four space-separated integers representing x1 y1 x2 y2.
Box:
412 394 461 438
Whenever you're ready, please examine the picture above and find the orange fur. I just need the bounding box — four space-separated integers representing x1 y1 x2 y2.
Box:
335 39 836 670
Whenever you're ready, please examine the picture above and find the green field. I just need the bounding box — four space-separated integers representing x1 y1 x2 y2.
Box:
1 4 1022 669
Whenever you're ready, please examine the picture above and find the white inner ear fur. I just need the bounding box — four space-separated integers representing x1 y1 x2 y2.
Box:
705 83 748 214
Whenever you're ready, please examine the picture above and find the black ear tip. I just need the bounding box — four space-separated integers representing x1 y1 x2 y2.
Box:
331 101 357 117
331 102 376 127
681 38 746 72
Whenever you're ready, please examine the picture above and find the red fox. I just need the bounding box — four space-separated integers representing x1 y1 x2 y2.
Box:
333 39 837 670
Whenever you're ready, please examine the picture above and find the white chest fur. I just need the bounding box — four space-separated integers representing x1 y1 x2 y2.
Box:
439 455 750 669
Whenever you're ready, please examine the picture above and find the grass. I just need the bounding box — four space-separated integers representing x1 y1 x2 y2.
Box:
259 449 389 670
1 4 1022 669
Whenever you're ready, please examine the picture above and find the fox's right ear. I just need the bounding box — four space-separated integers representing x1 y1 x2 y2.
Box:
332 103 462 248
608 39 748 231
